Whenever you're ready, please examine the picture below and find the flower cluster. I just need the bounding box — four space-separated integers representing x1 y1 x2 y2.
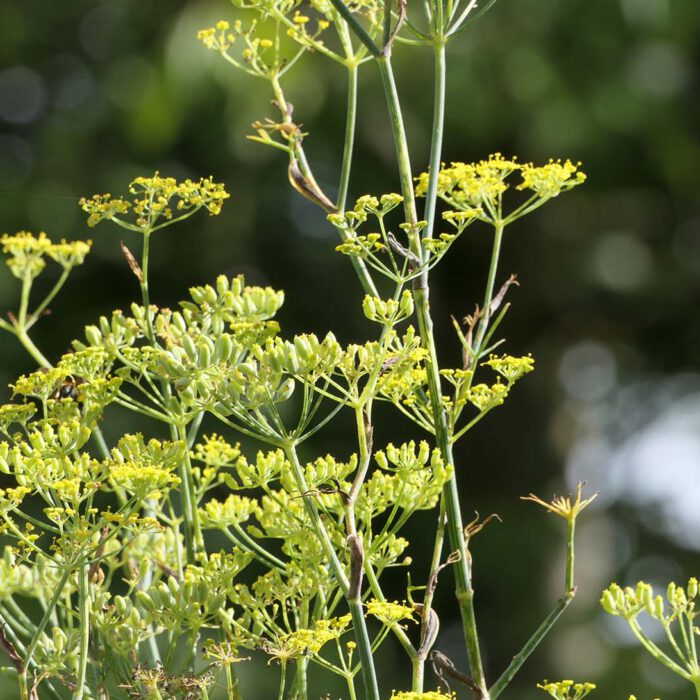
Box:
537 680 596 700
80 173 229 232
416 154 586 224
1 231 92 280
390 692 456 700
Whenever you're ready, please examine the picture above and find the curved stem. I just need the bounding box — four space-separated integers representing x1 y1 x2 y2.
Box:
15 329 52 369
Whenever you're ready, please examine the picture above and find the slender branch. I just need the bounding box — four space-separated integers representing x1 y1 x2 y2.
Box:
489 591 575 699
73 564 90 700
422 40 447 242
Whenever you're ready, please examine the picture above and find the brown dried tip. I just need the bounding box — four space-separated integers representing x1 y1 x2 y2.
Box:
120 241 143 282
288 159 337 214
489 273 519 315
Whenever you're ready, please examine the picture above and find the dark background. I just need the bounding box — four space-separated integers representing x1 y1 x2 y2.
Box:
1 0 700 698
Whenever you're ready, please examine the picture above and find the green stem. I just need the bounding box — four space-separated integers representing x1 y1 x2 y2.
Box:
473 221 504 354
175 421 204 563
566 518 575 592
375 50 488 697
278 660 287 700
336 58 379 297
422 41 446 241
376 57 418 227
489 591 575 699
15 329 52 368
73 564 90 700
337 61 358 213
413 504 447 692
29 267 71 325
20 568 71 699
141 231 156 344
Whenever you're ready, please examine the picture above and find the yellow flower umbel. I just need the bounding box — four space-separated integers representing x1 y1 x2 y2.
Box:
416 153 585 225
80 173 229 233
390 691 456 700
537 680 596 700
521 482 598 523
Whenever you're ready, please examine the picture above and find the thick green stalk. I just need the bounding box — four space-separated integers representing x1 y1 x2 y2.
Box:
73 564 90 700
375 52 488 697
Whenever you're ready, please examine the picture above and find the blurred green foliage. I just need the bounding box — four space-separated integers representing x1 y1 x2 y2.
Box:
1 0 699 698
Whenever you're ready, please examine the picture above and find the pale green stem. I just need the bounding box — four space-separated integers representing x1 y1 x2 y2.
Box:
73 564 90 700
694 678 700 700
375 52 488 697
